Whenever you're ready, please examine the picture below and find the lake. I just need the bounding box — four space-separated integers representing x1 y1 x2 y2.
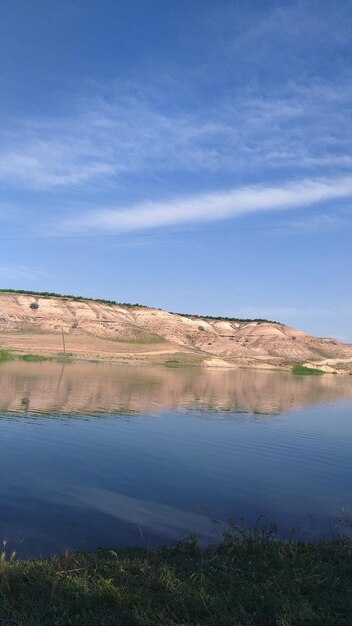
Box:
0 361 351 558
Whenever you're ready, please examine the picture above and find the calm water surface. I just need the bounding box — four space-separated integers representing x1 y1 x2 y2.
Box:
0 361 351 558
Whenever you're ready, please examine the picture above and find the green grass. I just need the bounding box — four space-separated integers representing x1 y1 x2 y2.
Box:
114 334 167 345
19 354 53 362
293 364 325 375
0 349 14 362
0 350 64 363
0 528 351 625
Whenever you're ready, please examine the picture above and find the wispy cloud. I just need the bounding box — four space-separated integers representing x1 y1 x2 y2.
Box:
61 175 352 233
0 265 48 281
0 76 351 192
283 212 352 232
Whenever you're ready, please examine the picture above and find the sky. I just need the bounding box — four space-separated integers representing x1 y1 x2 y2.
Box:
0 0 351 340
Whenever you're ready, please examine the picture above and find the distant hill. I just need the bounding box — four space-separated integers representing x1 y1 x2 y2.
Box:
0 289 280 323
0 290 351 371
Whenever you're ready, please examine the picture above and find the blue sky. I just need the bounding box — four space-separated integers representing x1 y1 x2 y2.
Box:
0 0 351 340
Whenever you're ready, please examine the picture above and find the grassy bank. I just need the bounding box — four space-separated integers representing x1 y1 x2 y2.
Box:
0 349 60 363
1 529 351 625
0 349 13 362
293 364 325 375
19 353 53 362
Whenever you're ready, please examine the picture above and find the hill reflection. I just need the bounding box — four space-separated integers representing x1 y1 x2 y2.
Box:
0 361 351 417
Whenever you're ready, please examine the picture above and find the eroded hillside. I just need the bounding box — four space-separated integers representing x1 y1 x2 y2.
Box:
0 292 351 370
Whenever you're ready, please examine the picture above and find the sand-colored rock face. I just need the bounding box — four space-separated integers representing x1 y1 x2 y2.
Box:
0 292 351 368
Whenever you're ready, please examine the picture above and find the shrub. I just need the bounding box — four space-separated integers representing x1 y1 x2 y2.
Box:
293 364 324 375
0 349 13 362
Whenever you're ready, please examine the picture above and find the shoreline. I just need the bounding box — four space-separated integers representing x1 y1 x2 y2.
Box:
2 345 352 375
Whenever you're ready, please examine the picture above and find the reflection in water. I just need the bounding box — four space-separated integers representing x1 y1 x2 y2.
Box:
0 361 351 558
0 360 351 416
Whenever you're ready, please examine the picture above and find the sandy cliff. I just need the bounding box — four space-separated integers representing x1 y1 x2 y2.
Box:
0 292 351 370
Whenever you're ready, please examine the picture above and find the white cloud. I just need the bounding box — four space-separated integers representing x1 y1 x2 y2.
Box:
0 265 48 281
0 77 351 192
0 134 118 189
62 175 352 233
283 212 351 232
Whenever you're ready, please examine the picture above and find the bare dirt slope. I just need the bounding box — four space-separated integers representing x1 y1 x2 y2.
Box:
0 292 351 369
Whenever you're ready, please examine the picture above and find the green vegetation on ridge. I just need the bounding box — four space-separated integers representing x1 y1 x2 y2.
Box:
0 289 281 324
171 311 282 324
0 288 144 309
0 528 351 625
